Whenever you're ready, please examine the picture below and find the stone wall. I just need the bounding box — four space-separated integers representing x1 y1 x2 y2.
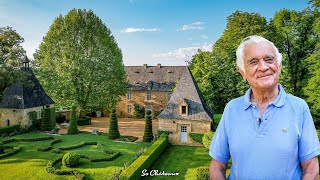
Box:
117 91 171 118
158 118 211 146
0 104 54 128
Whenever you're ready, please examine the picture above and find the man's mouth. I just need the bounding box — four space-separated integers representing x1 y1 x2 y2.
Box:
257 74 272 79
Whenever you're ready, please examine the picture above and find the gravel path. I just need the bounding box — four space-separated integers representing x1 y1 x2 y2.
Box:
59 117 159 140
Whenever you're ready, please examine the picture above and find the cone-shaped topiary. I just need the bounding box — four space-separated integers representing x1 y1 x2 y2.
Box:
143 110 153 142
108 108 120 139
0 143 4 154
41 108 52 131
67 106 79 135
62 152 80 167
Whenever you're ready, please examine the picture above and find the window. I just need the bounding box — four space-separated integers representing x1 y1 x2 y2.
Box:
181 106 187 115
6 119 10 126
38 110 42 119
147 91 152 100
127 105 132 114
127 91 131 100
179 100 188 116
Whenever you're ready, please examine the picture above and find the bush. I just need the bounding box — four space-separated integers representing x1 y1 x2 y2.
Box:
41 108 52 131
108 108 120 140
0 143 4 154
196 167 209 180
0 146 21 159
189 133 205 144
120 134 169 180
143 110 153 142
203 132 214 149
68 107 79 135
62 152 80 167
0 125 20 136
28 111 40 130
133 104 145 118
77 116 91 126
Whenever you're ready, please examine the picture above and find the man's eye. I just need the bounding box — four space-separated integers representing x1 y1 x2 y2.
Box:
264 57 274 63
249 60 258 65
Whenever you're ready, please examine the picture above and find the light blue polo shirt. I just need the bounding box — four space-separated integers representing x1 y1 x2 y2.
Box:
209 84 320 180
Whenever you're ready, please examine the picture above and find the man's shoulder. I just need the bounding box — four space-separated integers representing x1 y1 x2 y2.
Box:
285 94 308 106
226 95 246 109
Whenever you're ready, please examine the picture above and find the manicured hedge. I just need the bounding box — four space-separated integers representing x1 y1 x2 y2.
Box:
37 139 62 152
79 152 121 162
57 141 97 151
196 167 209 180
0 125 20 136
120 133 169 180
77 116 91 126
46 157 85 180
1 136 54 144
189 133 205 144
0 145 22 159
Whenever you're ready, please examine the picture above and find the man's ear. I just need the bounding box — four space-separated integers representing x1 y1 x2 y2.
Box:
239 69 246 80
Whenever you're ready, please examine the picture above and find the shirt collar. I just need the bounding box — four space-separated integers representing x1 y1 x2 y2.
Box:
243 83 286 110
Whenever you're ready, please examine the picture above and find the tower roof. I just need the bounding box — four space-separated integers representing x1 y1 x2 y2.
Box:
157 67 213 121
0 69 54 109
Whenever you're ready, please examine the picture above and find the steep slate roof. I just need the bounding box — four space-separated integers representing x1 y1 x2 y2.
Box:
125 65 187 91
0 69 54 109
157 67 213 121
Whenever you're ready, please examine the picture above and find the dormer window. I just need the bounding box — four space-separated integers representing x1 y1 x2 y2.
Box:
148 71 154 73
179 99 188 116
168 70 173 73
134 71 140 73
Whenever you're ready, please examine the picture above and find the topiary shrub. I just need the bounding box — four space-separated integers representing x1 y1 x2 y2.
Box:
0 143 4 154
108 108 120 140
62 152 80 167
143 110 153 142
41 108 52 131
133 104 145 118
67 106 79 135
189 133 204 144
203 132 214 149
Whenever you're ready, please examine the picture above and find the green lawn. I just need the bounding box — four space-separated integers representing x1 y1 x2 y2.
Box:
145 145 211 180
0 132 150 180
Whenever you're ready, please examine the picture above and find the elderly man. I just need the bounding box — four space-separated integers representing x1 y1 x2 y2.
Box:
209 35 320 179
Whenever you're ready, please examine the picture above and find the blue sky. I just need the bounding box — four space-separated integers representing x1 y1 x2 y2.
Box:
0 0 310 66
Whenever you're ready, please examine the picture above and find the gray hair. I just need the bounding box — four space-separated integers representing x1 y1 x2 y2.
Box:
236 35 282 72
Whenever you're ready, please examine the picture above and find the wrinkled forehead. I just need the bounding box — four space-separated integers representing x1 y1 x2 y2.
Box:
243 41 276 60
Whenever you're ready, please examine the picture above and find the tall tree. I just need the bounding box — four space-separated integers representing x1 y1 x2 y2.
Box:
0 26 28 101
190 11 267 113
268 8 319 96
34 9 127 113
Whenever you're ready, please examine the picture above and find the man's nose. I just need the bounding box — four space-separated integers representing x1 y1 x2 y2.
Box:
257 60 269 71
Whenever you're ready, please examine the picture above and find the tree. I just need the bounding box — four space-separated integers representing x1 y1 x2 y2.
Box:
41 108 52 131
0 26 28 101
190 11 267 113
68 106 79 135
143 110 153 142
34 9 127 114
133 104 145 118
108 108 120 140
268 8 319 97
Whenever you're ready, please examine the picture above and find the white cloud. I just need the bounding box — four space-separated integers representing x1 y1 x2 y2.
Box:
178 22 205 31
121 28 160 33
152 43 212 61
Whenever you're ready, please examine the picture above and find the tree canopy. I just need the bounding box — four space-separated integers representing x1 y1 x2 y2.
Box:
34 9 127 112
0 26 28 101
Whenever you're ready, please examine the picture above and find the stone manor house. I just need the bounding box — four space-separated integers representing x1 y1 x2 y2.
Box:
117 64 214 145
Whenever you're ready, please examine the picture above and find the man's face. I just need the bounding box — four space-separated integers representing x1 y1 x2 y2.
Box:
240 42 281 90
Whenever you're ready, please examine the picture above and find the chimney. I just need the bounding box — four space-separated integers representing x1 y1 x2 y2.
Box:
143 64 147 69
157 63 161 69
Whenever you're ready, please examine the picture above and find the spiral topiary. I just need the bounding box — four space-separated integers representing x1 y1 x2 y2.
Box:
0 142 4 154
62 152 80 167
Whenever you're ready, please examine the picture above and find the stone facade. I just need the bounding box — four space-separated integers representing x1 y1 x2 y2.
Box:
158 118 211 146
0 105 54 128
117 90 171 118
